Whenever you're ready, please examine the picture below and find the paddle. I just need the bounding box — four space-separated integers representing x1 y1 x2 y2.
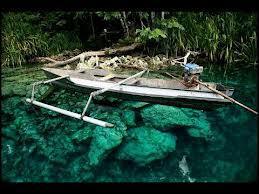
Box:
194 79 258 115
165 72 258 115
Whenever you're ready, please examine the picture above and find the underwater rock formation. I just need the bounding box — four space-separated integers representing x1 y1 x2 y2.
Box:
121 110 136 127
1 65 256 182
2 125 18 141
141 105 213 140
88 113 127 166
116 126 177 166
181 109 213 141
72 128 92 143
186 127 212 141
2 97 22 114
141 105 193 130
119 101 150 109
67 156 94 182
37 133 76 165
2 69 45 98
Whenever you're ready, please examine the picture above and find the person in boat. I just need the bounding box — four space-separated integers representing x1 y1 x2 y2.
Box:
182 63 203 87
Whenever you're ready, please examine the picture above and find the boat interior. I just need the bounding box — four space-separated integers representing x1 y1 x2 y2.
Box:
42 68 234 95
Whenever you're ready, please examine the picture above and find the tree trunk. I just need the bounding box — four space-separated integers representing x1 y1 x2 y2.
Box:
122 11 129 37
150 12 155 29
140 18 144 29
90 12 95 39
44 43 143 68
138 12 145 29
161 12 165 19
119 14 127 37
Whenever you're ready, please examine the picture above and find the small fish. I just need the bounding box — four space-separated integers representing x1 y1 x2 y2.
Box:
188 176 196 183
179 155 189 176
7 144 12 154
178 155 196 182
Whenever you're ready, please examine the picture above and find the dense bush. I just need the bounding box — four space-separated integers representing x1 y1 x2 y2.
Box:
1 12 83 67
135 12 257 65
1 13 49 67
48 32 82 55
1 11 257 68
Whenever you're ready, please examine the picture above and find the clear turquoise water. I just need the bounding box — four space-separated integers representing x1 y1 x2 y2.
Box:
1 64 257 182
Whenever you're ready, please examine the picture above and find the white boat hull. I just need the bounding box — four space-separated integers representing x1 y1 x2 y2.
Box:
70 77 228 102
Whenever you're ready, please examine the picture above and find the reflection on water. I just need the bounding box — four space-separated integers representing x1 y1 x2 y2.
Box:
1 64 257 182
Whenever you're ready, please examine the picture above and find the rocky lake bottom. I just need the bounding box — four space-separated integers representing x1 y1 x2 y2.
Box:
1 64 257 182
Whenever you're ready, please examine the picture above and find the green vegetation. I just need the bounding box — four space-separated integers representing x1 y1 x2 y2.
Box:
135 12 257 65
1 12 82 67
2 13 48 67
1 11 257 68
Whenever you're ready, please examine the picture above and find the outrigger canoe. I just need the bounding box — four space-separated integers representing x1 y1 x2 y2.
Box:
26 67 235 127
41 67 234 110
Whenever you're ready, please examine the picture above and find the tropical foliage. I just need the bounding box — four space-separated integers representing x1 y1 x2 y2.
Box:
1 11 257 68
135 12 257 66
1 12 82 67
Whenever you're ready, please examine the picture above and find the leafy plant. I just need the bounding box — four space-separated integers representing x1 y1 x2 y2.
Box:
1 12 49 67
48 32 82 55
135 12 257 66
136 27 167 43
95 12 121 21
1 12 83 67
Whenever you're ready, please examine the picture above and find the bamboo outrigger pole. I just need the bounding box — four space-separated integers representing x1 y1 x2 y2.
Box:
26 98 114 127
26 69 147 128
194 79 258 115
26 69 115 128
166 72 258 115
166 51 258 115
80 69 147 118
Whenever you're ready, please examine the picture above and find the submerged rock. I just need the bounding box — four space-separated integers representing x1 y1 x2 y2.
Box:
17 122 41 143
72 128 92 143
140 105 193 130
182 109 213 141
88 127 125 166
2 69 45 98
67 156 94 182
2 125 18 141
88 113 127 166
2 84 28 97
37 134 76 165
211 160 242 181
121 110 136 128
186 127 212 140
2 97 23 115
119 101 150 109
141 105 213 140
116 126 177 166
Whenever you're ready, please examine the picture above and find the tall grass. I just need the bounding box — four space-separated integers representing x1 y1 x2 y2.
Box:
1 13 49 67
1 12 83 68
135 12 257 66
48 32 82 55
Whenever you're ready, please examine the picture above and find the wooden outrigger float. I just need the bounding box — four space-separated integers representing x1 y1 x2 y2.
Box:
26 52 257 128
